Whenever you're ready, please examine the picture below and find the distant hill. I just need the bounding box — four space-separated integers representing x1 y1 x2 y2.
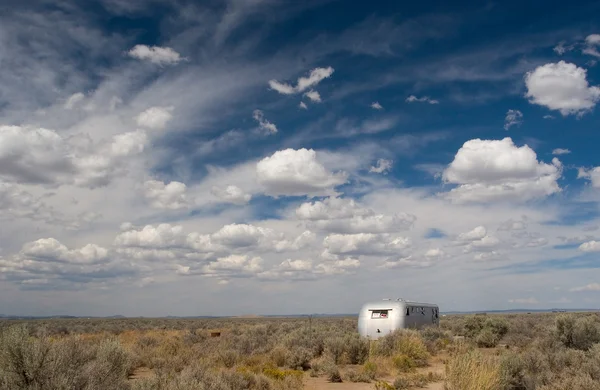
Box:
0 308 597 320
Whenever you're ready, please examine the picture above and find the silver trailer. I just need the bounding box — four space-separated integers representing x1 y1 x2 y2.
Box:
358 298 439 339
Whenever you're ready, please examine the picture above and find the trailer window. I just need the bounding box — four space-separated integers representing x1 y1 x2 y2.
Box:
371 310 389 319
406 307 409 316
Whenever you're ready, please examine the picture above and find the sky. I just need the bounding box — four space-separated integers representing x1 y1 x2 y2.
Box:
2 0 600 317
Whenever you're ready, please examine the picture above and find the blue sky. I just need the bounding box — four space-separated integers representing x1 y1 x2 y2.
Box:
1 0 600 316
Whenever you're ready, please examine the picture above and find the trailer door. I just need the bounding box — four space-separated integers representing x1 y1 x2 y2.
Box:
367 309 392 339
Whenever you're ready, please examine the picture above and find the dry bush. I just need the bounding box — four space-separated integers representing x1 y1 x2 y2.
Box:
555 314 600 350
445 347 502 390
0 324 132 390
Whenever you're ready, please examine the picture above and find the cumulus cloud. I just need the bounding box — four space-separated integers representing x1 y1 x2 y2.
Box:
570 283 600 292
299 101 308 109
314 258 360 275
143 180 188 210
577 167 600 188
114 224 187 248
202 255 263 277
0 125 75 185
295 197 415 234
371 102 383 110
252 110 278 135
406 95 439 104
0 238 134 289
369 159 393 174
442 137 562 202
64 92 85 109
256 148 348 196
0 125 149 188
304 90 321 103
323 233 411 257
524 61 600 116
579 240 600 252
127 44 184 65
258 259 316 281
135 106 174 130
296 197 371 220
552 148 571 155
268 66 334 95
504 109 523 130
210 185 251 205
457 226 487 241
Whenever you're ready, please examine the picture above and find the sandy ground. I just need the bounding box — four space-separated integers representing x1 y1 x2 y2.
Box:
303 360 446 390
128 360 447 389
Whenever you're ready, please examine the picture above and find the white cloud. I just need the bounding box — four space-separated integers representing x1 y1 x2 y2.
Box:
256 148 348 196
442 137 562 202
323 233 411 256
504 109 523 130
371 102 383 110
498 219 527 231
552 148 571 155
570 283 600 292
524 61 600 116
110 130 148 157
64 92 85 109
268 80 295 95
258 259 315 281
0 125 75 185
295 196 415 234
380 255 435 269
553 41 573 55
202 254 263 277
252 110 278 135
406 95 439 104
315 258 360 275
0 238 133 289
127 44 184 65
135 106 174 130
577 167 600 188
583 34 600 58
22 238 108 265
114 224 187 248
586 35 600 45
210 185 251 205
299 101 308 109
474 251 502 261
508 297 538 304
304 90 321 103
457 226 487 241
0 125 149 189
143 180 188 210
425 248 445 259
296 67 334 92
579 240 600 252
369 159 393 174
268 66 334 95
296 197 371 220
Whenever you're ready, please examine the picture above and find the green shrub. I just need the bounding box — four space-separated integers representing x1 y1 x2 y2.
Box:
324 337 346 364
555 314 600 350
344 335 369 364
392 354 416 372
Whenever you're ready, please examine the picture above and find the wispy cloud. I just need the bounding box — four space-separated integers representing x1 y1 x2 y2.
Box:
406 95 439 104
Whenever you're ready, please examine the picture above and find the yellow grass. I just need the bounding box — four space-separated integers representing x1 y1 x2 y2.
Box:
444 347 503 390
